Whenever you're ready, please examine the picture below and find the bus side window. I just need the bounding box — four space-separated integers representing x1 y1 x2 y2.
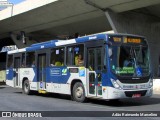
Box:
67 44 84 66
67 47 73 65
50 47 64 66
26 52 35 67
7 55 13 68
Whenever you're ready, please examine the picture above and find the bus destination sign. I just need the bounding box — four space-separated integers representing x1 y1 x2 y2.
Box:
113 37 122 42
123 37 141 44
109 36 145 45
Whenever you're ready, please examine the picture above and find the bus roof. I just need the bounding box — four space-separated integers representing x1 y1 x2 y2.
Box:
26 34 106 52
8 33 146 54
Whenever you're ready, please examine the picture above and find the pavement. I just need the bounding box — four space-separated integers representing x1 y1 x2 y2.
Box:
0 85 160 120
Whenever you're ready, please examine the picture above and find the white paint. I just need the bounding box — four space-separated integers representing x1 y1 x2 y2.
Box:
55 39 76 46
30 82 37 91
46 83 70 94
8 48 25 54
106 86 152 99
20 68 35 82
6 80 14 87
153 79 160 94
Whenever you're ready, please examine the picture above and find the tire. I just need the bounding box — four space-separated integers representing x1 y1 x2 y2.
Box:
23 80 31 95
72 82 86 102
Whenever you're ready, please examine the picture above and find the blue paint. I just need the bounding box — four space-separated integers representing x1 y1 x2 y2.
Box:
6 68 14 80
46 67 70 83
136 67 142 76
26 34 106 52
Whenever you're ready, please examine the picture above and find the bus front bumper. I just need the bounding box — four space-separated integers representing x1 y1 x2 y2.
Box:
103 87 153 100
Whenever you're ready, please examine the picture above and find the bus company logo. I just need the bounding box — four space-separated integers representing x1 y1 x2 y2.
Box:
62 69 67 75
6 70 9 74
89 36 97 40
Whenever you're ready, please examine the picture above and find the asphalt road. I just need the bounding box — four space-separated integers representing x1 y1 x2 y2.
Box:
0 85 160 120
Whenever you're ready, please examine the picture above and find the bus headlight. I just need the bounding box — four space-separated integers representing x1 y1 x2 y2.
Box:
149 79 153 87
111 79 122 90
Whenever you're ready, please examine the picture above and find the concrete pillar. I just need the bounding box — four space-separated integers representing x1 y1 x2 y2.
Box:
105 10 160 77
10 33 36 48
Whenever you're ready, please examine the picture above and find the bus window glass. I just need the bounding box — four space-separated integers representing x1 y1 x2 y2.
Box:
67 44 84 66
7 55 13 68
26 52 35 67
50 47 64 66
97 49 102 70
21 53 25 67
88 50 95 71
110 45 149 77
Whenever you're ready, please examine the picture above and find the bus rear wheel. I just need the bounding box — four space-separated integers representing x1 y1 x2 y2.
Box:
23 80 31 95
72 82 86 102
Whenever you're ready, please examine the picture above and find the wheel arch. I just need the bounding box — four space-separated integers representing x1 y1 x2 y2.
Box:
70 79 83 96
70 79 87 97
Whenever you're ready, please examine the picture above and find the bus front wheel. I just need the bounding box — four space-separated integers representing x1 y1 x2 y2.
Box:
23 80 31 95
72 82 86 102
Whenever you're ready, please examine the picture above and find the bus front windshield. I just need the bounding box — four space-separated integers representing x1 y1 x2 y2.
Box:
109 45 150 77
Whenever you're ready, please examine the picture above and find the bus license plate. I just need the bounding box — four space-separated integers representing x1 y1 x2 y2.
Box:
132 94 141 98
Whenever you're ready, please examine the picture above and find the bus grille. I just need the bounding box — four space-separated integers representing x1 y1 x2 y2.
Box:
124 90 147 97
119 78 149 84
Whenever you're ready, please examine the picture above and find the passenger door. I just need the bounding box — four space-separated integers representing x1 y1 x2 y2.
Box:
37 53 47 90
13 54 21 87
86 41 104 98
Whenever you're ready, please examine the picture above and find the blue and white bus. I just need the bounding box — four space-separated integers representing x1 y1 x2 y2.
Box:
6 33 153 102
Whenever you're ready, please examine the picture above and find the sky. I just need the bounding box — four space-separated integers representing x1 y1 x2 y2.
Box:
8 0 25 4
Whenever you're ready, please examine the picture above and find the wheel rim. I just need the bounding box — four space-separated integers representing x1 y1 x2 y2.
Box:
75 86 83 98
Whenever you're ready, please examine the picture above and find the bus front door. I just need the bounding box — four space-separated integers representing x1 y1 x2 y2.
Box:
14 56 21 87
37 53 47 90
87 47 103 97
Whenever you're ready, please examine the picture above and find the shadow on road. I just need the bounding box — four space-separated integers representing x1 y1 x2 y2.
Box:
0 87 5 89
86 96 160 107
